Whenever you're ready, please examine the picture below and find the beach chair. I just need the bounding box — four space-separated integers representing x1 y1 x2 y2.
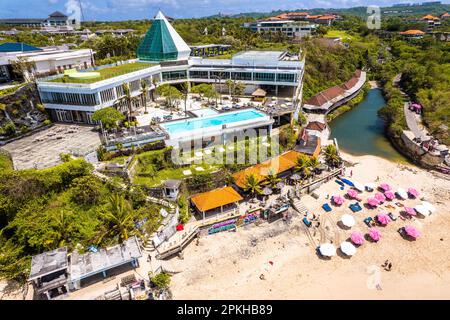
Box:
350 203 362 213
322 203 332 212
388 212 398 221
364 217 374 228
303 217 312 227
335 180 344 187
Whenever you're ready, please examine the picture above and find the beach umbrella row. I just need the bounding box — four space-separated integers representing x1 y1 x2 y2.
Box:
367 197 380 207
380 183 392 192
375 192 386 203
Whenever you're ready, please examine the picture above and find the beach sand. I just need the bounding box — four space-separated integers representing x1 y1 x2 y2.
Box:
170 153 450 300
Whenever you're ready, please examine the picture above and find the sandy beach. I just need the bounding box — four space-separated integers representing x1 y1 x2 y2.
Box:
170 152 450 300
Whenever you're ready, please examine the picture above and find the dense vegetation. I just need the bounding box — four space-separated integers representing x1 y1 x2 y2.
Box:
0 158 163 280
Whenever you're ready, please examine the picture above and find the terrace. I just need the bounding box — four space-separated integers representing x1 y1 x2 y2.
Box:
47 62 156 84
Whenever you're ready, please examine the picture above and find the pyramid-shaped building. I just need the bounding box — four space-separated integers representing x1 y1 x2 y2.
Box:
137 11 191 63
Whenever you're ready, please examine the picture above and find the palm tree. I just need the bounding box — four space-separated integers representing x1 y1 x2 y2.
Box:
47 210 72 249
180 82 189 116
140 80 149 114
99 193 135 244
243 173 262 198
308 156 320 176
264 169 281 188
325 144 341 168
118 83 138 123
225 79 234 97
295 154 311 179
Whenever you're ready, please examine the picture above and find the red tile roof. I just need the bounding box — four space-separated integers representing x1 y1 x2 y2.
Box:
305 70 362 107
421 14 439 20
306 121 327 132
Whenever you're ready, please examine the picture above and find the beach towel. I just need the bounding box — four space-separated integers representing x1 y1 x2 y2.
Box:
322 203 332 212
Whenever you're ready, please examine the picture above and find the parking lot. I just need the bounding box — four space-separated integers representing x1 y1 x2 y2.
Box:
1 124 101 170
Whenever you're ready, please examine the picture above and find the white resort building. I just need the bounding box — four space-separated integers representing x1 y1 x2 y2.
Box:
36 11 305 143
38 12 304 124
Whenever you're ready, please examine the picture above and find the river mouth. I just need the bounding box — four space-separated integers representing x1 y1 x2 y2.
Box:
329 88 409 163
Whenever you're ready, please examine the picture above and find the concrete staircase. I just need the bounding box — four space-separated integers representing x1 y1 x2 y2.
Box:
292 198 307 215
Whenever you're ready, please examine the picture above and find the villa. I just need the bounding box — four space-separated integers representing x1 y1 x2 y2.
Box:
400 29 426 40
36 11 305 146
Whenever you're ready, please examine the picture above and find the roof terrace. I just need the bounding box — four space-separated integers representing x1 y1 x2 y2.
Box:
47 62 156 84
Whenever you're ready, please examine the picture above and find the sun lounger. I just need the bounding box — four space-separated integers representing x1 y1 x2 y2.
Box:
341 178 355 187
322 203 332 212
364 217 374 228
350 203 362 212
388 212 398 221
335 180 344 187
303 217 312 227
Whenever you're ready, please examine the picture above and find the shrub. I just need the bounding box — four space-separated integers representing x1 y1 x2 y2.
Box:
151 272 171 289
43 119 52 126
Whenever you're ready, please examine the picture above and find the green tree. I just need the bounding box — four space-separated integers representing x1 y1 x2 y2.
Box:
117 83 139 122
264 169 281 188
70 175 103 206
243 173 262 197
92 107 125 130
140 80 149 114
156 84 182 108
295 154 311 179
99 193 135 244
324 144 341 168
151 272 171 289
180 82 190 116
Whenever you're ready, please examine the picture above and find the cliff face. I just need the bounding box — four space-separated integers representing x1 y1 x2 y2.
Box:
0 83 48 140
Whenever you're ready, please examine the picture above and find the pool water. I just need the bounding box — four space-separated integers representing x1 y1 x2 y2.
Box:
162 109 266 135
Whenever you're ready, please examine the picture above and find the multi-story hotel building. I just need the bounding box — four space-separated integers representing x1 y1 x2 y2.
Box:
36 11 305 125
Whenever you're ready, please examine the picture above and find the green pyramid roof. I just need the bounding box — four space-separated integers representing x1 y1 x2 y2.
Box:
137 11 191 62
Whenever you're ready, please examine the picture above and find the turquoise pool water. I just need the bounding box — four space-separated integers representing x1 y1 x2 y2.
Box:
162 109 266 135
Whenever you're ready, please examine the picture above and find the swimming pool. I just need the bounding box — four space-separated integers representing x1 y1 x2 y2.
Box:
161 109 267 136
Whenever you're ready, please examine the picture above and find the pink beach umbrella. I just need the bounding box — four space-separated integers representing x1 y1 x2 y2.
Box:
404 225 421 239
375 192 386 203
384 191 395 201
408 188 419 198
367 197 380 207
368 228 382 242
404 206 417 217
376 213 392 225
380 183 392 192
350 231 365 245
332 195 345 206
347 189 359 199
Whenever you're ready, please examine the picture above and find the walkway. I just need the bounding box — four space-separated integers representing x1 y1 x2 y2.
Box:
403 103 427 140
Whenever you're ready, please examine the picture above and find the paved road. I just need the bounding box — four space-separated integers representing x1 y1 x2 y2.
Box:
403 103 426 140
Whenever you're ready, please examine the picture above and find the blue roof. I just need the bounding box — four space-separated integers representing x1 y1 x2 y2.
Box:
0 42 42 53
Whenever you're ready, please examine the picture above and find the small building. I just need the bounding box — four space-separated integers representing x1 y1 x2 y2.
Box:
68 236 142 290
191 186 243 220
305 121 330 143
252 88 267 102
163 179 182 200
28 247 69 300
233 150 302 189
420 14 441 30
400 29 426 40
294 129 321 157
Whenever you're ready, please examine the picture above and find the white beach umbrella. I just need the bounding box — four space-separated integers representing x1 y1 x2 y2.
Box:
414 204 431 217
319 243 336 257
341 214 356 228
421 201 436 213
340 242 357 256
396 188 408 200
353 182 364 192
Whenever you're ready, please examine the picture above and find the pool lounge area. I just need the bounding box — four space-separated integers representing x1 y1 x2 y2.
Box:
161 109 274 146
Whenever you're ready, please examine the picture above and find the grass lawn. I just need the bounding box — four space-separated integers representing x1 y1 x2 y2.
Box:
49 62 155 84
0 151 13 171
324 30 357 42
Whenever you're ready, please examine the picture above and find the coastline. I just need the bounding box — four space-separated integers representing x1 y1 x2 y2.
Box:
169 152 450 300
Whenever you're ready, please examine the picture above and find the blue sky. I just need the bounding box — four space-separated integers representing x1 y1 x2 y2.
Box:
0 0 445 20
